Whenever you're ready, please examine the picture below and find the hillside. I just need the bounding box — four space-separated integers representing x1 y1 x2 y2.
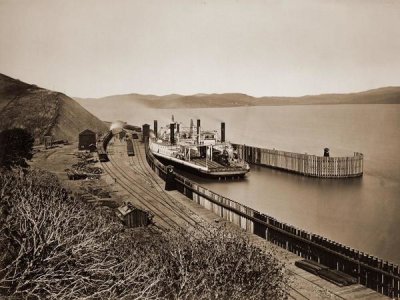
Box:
75 87 400 110
0 74 108 143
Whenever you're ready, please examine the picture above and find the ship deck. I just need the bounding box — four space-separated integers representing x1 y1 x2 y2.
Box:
153 152 248 176
190 158 245 171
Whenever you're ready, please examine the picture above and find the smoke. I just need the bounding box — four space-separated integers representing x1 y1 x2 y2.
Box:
110 120 126 133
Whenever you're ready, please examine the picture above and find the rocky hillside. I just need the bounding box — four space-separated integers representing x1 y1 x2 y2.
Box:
0 74 108 143
76 87 400 110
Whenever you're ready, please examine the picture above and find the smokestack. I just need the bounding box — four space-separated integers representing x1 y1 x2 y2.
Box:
221 122 225 143
197 119 201 144
154 120 158 138
177 123 180 133
189 119 194 138
170 123 175 145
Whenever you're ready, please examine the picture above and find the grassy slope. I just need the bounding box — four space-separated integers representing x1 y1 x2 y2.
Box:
50 93 108 140
76 86 400 109
0 73 107 142
0 73 35 111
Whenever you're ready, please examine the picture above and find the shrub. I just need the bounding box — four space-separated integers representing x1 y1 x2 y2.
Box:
0 169 287 299
0 128 34 169
157 229 287 299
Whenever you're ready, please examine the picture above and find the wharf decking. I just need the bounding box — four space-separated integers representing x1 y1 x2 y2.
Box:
100 139 389 299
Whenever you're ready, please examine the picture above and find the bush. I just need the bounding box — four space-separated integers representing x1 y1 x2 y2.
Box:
157 229 287 299
0 169 288 299
0 128 34 169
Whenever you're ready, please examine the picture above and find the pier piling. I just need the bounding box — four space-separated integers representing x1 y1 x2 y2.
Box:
234 144 363 178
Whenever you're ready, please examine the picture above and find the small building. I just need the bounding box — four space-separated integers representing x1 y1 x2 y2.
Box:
78 129 96 151
115 203 153 228
142 124 150 142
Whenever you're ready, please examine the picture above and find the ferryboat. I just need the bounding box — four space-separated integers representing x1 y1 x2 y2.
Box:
149 117 250 178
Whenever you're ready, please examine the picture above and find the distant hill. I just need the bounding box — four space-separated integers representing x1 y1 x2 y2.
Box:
0 73 108 143
75 87 400 110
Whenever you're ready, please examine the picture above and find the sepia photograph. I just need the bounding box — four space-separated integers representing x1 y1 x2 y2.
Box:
0 0 399 299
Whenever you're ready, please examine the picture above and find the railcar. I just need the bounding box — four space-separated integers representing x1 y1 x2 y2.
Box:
127 139 135 156
295 259 357 287
97 131 113 162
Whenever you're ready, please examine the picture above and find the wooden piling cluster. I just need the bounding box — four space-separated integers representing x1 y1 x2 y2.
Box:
233 144 363 178
145 143 398 299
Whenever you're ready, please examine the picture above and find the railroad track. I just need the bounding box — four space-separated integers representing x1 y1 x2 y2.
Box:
288 285 311 300
287 268 347 300
103 140 209 234
129 140 217 235
100 161 174 230
130 139 214 232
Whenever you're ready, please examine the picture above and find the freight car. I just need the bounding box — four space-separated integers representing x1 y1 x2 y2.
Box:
98 148 109 162
318 268 357 287
97 131 113 162
295 259 357 287
102 131 113 151
294 259 328 275
127 139 135 156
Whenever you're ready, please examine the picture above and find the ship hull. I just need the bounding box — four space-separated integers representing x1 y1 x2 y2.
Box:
152 151 248 178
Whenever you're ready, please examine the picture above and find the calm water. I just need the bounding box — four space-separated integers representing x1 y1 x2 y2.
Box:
89 102 400 263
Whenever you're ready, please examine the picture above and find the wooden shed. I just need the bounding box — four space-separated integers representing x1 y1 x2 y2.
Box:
116 203 152 228
142 124 150 142
78 129 96 151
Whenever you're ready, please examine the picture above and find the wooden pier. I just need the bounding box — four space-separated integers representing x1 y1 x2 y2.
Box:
233 144 363 178
145 141 397 299
96 132 392 299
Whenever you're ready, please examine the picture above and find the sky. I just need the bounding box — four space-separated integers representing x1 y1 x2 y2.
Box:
0 0 399 98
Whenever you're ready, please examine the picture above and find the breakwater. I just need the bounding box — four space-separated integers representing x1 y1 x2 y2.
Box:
145 143 399 299
233 144 363 178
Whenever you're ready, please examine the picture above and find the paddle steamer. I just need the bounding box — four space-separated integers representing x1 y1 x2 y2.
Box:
149 117 250 178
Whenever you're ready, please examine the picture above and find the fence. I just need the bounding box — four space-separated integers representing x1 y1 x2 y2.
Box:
233 144 363 178
145 143 399 298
